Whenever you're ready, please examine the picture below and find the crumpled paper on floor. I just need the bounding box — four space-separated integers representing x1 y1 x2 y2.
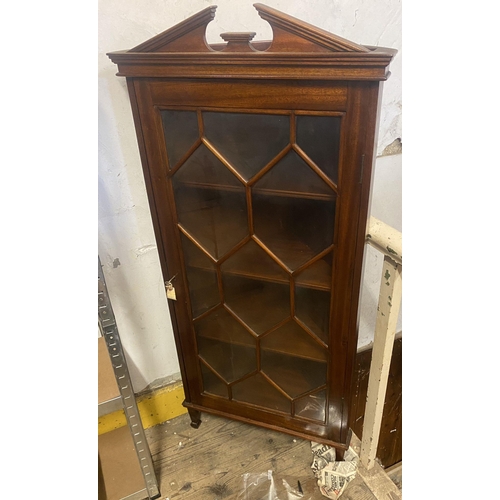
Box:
310 442 359 499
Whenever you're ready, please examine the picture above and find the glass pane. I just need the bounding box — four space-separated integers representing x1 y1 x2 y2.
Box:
173 145 248 260
232 373 290 413
296 115 341 184
196 309 256 390
161 110 199 169
222 275 290 335
261 351 326 398
294 252 333 291
197 337 256 383
168 110 339 420
261 321 327 362
200 362 228 398
294 389 326 422
174 143 242 187
203 112 290 180
180 234 220 318
253 195 336 270
221 240 289 286
295 288 330 345
253 150 333 197
194 307 255 346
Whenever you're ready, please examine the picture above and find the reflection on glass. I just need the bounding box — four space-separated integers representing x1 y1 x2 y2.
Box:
261 351 326 398
161 110 199 169
173 145 248 259
200 362 228 398
296 115 341 184
203 112 289 180
253 195 336 270
294 389 326 422
180 234 220 318
232 373 290 413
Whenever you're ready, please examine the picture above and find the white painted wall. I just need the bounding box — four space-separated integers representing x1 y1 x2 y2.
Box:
98 0 402 391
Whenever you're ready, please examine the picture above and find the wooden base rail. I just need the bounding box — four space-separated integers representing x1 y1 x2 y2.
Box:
360 217 402 470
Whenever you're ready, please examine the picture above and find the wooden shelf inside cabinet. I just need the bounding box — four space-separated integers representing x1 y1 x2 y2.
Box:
185 247 332 291
180 203 335 286
260 354 327 399
222 281 291 335
176 180 336 201
195 315 328 362
107 2 396 454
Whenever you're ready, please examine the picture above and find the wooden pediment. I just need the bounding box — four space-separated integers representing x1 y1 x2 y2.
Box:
131 5 217 52
108 4 396 80
127 3 370 54
254 3 369 53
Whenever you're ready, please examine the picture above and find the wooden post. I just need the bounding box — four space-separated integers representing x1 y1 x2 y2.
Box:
361 218 402 470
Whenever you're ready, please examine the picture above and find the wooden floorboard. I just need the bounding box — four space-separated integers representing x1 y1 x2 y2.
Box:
385 462 402 491
145 412 387 499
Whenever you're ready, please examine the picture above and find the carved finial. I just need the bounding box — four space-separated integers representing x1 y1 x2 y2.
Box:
220 32 257 52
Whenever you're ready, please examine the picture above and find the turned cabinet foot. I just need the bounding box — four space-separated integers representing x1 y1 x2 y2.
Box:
188 408 201 429
336 447 345 461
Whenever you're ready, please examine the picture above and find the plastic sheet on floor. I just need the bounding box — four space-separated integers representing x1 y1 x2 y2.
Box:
236 441 359 500
236 470 313 500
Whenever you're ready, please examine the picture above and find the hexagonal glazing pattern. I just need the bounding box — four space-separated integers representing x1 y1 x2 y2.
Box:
252 150 336 270
221 241 290 335
162 110 343 419
172 143 248 260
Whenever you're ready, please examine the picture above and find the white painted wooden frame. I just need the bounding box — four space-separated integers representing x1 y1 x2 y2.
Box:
360 217 402 470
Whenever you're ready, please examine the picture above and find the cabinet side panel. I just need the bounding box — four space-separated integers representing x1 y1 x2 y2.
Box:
125 79 170 284
331 81 382 444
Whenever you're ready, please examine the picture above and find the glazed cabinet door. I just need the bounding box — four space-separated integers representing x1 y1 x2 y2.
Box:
130 78 379 446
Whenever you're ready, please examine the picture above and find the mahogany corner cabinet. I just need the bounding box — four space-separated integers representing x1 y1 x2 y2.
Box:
108 3 396 457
